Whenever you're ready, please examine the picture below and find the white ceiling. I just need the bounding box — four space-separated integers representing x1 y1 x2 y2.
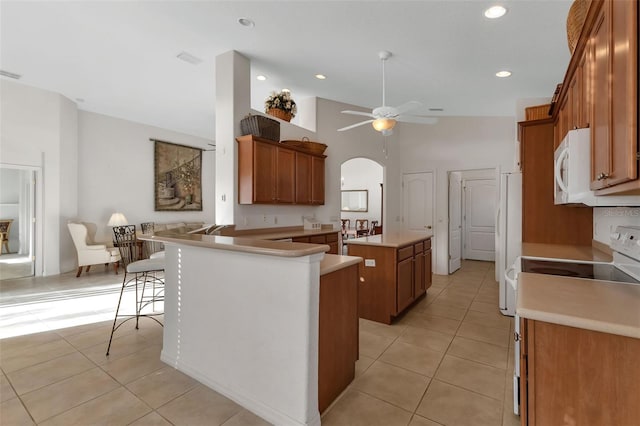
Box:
0 1 572 140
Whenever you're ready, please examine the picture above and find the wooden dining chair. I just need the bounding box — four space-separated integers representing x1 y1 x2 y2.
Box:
356 219 369 237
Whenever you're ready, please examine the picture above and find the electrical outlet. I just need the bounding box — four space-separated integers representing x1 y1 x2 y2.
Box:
243 217 248 226
365 259 376 267
274 216 278 224
263 214 267 222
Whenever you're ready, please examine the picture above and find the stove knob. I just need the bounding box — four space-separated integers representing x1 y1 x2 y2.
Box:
610 232 621 241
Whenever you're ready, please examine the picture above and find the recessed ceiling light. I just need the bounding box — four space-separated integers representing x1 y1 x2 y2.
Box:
315 74 327 80
484 6 507 19
0 69 21 80
238 17 255 28
256 75 267 81
176 51 203 65
281 88 291 93
496 70 512 78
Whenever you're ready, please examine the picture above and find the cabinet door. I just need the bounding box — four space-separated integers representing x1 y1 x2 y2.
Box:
608 0 637 188
590 6 611 190
424 248 432 290
295 152 312 204
276 148 295 203
253 141 276 203
397 257 414 313
311 156 325 205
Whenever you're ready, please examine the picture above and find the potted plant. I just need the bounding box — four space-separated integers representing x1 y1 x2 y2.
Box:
265 90 297 122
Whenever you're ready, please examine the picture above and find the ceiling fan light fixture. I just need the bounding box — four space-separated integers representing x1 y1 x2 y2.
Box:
372 118 396 132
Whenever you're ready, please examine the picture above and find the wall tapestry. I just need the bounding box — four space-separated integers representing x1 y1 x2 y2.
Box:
154 139 202 211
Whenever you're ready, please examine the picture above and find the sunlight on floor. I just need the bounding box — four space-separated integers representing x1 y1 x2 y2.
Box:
0 270 161 339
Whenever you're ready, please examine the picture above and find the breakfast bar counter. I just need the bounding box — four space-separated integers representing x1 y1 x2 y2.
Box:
147 232 361 426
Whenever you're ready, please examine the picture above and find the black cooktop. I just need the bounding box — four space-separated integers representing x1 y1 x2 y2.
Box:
521 258 640 284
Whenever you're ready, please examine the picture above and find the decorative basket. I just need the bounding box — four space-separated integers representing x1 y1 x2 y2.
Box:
280 137 327 155
525 104 552 121
567 0 590 53
267 108 293 122
240 114 280 142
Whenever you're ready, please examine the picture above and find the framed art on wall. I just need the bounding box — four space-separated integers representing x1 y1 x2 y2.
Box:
154 139 202 211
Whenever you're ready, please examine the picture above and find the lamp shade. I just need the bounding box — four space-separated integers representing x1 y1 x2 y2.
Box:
107 212 128 227
372 118 396 132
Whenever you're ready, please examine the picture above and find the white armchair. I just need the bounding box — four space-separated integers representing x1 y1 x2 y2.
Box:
68 222 121 277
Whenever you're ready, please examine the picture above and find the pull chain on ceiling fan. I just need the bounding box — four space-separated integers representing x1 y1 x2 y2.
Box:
338 51 437 136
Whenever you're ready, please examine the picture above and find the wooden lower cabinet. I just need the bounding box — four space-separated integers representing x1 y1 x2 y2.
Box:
318 263 359 413
348 237 432 324
292 232 339 255
519 319 640 426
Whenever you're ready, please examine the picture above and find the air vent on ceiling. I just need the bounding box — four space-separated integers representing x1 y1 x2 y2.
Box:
176 52 203 65
429 108 444 112
0 69 22 80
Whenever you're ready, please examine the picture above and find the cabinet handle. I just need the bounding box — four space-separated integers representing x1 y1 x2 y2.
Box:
596 172 610 181
514 332 521 342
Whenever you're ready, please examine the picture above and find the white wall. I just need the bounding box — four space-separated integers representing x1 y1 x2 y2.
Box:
0 79 77 275
340 158 383 226
395 117 516 274
78 111 215 245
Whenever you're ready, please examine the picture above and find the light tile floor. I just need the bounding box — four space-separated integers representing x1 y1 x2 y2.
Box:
0 260 520 426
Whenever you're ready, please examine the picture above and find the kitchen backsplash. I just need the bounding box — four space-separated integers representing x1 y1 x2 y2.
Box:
593 207 640 245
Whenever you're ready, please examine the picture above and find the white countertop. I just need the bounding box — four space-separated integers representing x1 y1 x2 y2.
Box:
145 232 329 257
320 254 362 276
345 232 432 248
516 272 640 339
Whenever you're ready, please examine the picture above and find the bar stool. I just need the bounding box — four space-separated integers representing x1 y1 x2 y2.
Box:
107 225 164 355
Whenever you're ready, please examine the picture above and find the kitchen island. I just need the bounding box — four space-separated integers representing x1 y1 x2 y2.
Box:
147 232 361 426
346 232 432 324
516 273 640 425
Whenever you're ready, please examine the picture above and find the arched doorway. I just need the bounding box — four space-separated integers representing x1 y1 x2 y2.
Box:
340 158 383 250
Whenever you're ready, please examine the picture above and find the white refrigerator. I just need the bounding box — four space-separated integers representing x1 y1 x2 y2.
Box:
496 172 522 316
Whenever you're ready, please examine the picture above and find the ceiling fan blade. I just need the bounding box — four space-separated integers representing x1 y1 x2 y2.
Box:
394 101 423 115
396 115 439 125
341 110 375 118
337 120 374 131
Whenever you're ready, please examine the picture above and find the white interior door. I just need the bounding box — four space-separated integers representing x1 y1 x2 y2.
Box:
402 172 433 233
463 179 496 261
448 172 462 273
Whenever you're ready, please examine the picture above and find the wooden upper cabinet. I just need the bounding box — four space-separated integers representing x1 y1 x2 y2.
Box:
276 148 295 204
295 152 312 204
311 156 325 205
590 5 611 190
552 0 639 195
588 0 638 193
237 135 326 205
295 153 325 205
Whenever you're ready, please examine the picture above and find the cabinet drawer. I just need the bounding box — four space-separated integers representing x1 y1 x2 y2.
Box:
397 246 413 261
310 235 326 244
325 233 339 243
424 239 431 250
414 242 424 254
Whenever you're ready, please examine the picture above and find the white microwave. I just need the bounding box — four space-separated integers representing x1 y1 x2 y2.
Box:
554 129 640 206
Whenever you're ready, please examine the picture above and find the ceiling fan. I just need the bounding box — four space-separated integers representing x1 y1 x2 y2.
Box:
338 51 437 136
